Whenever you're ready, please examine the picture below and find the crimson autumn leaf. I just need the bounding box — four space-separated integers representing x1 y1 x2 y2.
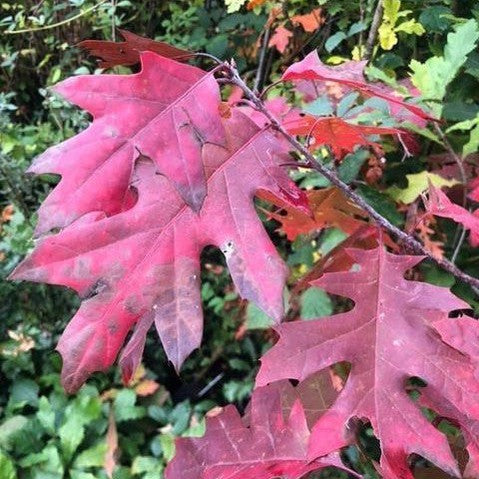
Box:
259 187 368 241
166 374 353 479
78 29 192 68
29 52 224 235
11 98 307 391
283 51 434 121
284 115 402 160
257 245 479 479
426 184 479 247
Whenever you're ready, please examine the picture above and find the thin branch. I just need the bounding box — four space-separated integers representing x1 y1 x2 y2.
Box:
222 62 479 292
364 0 383 62
433 123 469 259
254 27 271 94
4 0 109 34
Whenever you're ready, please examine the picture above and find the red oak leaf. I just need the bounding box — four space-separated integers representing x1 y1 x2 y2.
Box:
269 26 293 54
166 374 354 479
284 115 402 160
426 184 479 247
422 315 479 478
29 52 225 235
78 29 192 68
11 108 306 392
260 187 368 240
283 51 434 121
257 245 479 479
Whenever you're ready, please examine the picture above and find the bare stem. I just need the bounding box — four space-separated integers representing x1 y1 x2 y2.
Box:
254 27 271 94
223 62 479 292
364 0 383 62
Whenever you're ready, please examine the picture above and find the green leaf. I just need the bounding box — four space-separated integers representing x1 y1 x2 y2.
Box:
357 184 404 227
131 456 163 475
464 123 479 156
245 302 274 330
18 445 63 477
73 442 107 468
300 287 333 319
410 19 479 116
379 23 398 50
325 32 347 53
337 92 360 117
159 434 175 462
395 19 425 35
304 96 334 116
338 150 369 183
387 171 459 204
37 397 55 434
0 451 16 479
0 416 28 450
419 6 452 32
114 389 146 422
224 0 245 13
7 378 39 410
59 415 85 460
70 473 97 479
383 0 401 24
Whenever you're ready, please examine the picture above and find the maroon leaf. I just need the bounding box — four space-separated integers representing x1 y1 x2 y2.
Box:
166 375 353 479
257 245 478 478
78 29 192 68
11 107 306 392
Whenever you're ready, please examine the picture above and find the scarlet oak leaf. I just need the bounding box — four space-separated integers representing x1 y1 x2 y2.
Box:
257 245 479 479
426 184 479 247
269 26 293 53
29 52 225 234
78 29 192 68
283 51 434 121
12 110 306 392
284 115 401 160
166 377 350 479
260 187 368 241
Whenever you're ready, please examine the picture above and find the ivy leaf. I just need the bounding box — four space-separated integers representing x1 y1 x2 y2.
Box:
258 244 478 478
78 29 192 69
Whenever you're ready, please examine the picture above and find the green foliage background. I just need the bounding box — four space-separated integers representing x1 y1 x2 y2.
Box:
0 1 478 478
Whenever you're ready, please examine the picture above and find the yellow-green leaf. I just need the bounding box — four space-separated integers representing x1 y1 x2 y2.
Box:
387 171 459 204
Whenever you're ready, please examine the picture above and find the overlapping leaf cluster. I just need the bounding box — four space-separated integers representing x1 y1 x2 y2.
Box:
11 19 479 479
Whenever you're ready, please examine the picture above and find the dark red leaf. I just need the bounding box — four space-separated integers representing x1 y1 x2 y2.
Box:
78 29 192 68
258 245 478 478
166 374 353 479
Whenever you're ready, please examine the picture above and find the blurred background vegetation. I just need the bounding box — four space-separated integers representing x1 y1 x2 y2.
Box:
1 1 478 478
